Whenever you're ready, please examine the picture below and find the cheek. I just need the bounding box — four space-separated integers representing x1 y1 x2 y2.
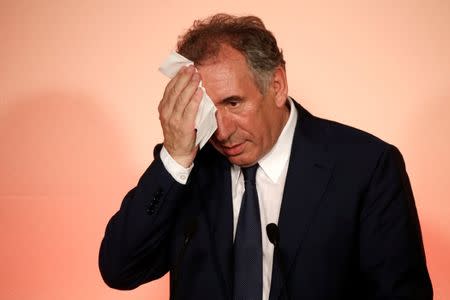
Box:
233 103 267 142
235 109 260 132
240 122 265 146
235 119 256 140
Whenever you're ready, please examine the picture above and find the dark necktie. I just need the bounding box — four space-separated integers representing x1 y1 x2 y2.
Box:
233 164 262 300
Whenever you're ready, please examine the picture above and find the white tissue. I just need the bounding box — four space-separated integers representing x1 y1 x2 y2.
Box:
159 52 218 149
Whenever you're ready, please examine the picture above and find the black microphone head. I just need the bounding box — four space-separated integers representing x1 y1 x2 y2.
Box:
184 218 198 240
266 223 280 246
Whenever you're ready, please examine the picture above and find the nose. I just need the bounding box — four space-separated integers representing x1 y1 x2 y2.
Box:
214 108 236 143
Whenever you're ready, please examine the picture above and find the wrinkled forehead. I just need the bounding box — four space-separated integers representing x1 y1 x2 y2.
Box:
195 47 261 104
198 44 256 84
195 43 247 67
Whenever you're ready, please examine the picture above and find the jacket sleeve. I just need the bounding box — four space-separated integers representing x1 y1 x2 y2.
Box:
359 144 433 299
98 144 187 290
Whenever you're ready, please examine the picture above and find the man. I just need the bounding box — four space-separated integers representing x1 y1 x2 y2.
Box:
99 14 432 299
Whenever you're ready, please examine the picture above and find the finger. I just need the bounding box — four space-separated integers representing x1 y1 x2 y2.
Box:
161 66 184 104
172 71 201 117
182 87 203 125
160 66 195 114
160 69 183 118
167 65 195 100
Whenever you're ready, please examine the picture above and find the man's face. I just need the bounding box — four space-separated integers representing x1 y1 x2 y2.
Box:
198 45 288 167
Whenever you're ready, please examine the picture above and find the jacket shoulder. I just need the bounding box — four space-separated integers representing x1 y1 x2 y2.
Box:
298 104 392 155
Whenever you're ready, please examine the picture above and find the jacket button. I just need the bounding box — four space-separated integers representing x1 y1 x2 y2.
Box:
153 190 163 203
146 205 155 215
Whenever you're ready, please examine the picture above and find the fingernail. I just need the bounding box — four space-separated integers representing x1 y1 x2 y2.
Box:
192 73 200 81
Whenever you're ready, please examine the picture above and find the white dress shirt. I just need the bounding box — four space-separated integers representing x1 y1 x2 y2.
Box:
160 97 298 300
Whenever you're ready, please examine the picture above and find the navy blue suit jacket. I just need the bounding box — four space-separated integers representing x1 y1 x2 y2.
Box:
99 101 432 299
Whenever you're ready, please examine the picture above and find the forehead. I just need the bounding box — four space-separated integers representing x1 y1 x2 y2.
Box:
197 45 259 103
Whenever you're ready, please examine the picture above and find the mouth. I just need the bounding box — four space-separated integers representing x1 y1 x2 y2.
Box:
222 142 245 156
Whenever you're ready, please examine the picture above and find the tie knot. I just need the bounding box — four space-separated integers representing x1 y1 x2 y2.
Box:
241 164 259 182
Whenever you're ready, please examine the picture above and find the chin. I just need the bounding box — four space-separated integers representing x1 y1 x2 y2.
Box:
226 155 257 167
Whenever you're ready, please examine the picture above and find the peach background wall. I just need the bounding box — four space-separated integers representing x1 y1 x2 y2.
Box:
1 0 449 299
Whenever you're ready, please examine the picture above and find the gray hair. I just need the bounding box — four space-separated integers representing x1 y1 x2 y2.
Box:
177 13 286 94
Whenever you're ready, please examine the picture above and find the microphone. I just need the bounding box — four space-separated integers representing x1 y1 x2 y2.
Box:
171 218 198 300
266 223 280 246
266 223 289 300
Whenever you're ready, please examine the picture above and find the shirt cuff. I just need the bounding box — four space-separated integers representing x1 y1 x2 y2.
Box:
160 146 193 184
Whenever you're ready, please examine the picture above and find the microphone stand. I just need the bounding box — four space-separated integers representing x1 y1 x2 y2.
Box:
266 223 289 300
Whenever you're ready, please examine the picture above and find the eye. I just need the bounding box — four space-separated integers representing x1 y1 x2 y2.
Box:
224 96 242 108
228 100 239 107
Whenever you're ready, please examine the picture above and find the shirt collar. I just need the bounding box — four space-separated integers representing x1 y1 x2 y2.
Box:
257 97 297 183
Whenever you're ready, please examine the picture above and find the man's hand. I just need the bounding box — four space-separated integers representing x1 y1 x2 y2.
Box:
158 65 203 168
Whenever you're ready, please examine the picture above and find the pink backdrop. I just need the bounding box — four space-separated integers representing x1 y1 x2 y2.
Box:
1 0 449 299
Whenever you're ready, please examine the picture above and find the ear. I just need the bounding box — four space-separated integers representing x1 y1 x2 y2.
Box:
270 66 288 108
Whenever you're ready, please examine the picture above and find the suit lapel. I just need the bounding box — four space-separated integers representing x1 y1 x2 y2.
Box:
269 103 335 300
